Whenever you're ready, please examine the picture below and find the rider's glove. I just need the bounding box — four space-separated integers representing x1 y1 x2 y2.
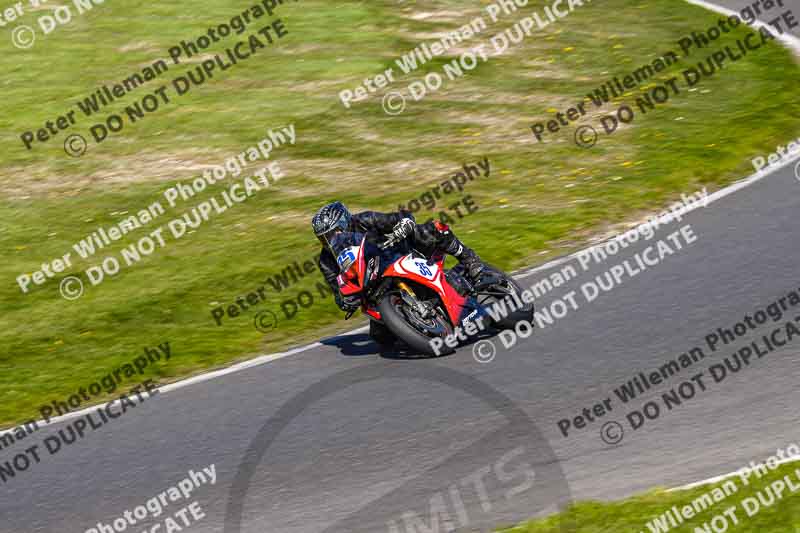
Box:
335 292 361 312
380 218 416 249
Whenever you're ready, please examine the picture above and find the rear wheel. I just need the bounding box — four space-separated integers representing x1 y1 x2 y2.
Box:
475 267 534 329
377 292 454 356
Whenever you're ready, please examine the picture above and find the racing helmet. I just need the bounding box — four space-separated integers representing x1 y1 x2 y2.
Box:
312 201 352 250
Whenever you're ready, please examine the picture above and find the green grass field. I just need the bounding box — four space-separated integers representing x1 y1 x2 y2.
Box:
2 0 800 428
501 461 800 532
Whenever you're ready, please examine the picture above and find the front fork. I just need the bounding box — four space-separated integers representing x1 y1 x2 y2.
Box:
396 281 434 318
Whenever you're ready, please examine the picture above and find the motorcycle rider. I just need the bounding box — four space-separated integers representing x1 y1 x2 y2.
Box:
312 201 488 342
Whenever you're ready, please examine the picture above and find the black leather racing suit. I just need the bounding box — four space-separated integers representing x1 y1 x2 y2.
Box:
317 210 483 307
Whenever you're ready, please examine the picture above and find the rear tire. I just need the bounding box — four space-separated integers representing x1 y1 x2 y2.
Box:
479 268 534 329
377 293 454 356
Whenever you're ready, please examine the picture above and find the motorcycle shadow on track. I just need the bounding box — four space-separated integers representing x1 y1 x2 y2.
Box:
320 329 497 360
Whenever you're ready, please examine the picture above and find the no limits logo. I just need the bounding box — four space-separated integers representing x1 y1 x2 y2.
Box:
222 364 576 533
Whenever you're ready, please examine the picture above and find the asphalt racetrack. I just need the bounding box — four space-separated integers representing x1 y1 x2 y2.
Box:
4 2 800 532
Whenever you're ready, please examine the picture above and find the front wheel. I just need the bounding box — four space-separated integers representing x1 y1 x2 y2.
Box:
377 292 454 356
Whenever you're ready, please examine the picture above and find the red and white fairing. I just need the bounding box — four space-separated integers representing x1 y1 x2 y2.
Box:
336 235 469 325
382 254 467 325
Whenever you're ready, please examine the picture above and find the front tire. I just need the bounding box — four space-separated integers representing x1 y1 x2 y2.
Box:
377 293 454 356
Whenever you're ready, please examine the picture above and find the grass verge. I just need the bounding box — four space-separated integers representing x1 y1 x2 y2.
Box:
499 462 800 532
1 0 799 427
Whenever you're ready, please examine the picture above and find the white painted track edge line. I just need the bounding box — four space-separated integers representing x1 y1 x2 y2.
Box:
668 456 800 492
662 0 800 493
5 155 798 436
5 1 800 446
685 0 800 56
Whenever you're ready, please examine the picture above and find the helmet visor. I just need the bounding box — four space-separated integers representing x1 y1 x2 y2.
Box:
318 227 344 252
316 213 350 251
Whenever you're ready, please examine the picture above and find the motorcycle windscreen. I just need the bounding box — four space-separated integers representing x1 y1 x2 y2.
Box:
328 231 363 258
330 232 368 293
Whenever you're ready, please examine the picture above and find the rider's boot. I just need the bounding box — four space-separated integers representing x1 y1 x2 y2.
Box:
446 238 488 284
425 220 489 283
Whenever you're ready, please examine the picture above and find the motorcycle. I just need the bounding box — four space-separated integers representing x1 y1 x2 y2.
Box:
332 231 534 356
